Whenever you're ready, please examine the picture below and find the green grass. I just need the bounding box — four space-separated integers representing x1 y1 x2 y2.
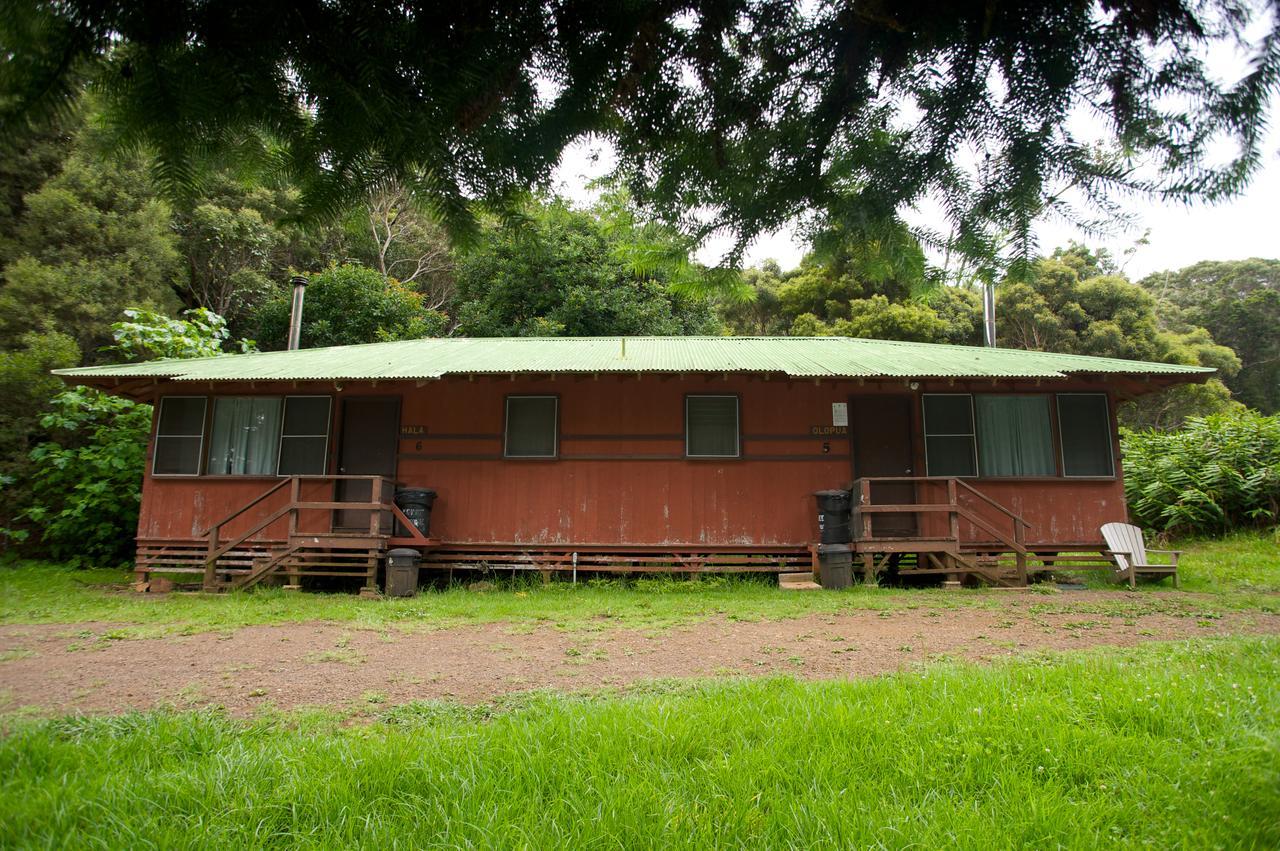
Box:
1 637 1276 848
0 531 1274 635
1077 529 1280 594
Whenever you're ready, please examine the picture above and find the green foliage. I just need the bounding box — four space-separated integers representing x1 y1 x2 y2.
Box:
1141 259 1280 414
5 2 1278 272
0 639 1277 847
21 388 152 567
107 308 255 361
1122 410 1280 537
791 295 950 343
0 332 80 546
0 128 183 355
998 252 1240 429
251 264 448 350
717 261 789 336
450 200 718 337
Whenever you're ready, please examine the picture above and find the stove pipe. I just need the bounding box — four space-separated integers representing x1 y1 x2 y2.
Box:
287 275 308 351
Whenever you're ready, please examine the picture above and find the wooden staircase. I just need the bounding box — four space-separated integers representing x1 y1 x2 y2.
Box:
198 475 431 592
851 477 1033 587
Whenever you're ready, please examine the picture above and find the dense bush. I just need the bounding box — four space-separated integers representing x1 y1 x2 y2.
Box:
1122 409 1280 536
22 388 151 566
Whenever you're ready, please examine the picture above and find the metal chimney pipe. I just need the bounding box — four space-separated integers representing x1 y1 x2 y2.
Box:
286 275 308 351
982 282 997 348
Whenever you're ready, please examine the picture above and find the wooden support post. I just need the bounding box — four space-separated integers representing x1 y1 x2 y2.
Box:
947 479 960 545
861 553 876 585
203 523 220 591
1014 520 1028 585
287 476 301 588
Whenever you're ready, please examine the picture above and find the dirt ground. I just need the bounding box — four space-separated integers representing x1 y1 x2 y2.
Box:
1 598 1276 716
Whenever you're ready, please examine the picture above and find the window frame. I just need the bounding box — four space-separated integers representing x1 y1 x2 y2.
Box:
151 395 208 477
503 394 560 459
684 394 742 460
921 393 978 478
276 395 334 476
1055 392 1116 478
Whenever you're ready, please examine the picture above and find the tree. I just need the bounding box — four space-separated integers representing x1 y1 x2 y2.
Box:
5 2 1277 271
19 307 248 565
173 202 280 320
1140 259 1280 413
0 332 79 548
354 184 454 309
22 388 152 566
997 254 1241 429
107 308 256 361
449 199 718 337
250 263 448 349
718 261 788 336
0 128 183 356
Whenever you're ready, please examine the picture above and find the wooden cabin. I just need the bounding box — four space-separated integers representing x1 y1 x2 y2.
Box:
55 336 1210 591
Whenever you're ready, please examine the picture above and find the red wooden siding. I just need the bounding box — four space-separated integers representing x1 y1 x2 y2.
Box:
135 375 1129 549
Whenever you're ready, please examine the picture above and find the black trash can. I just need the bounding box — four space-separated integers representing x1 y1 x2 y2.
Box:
817 543 853 590
386 548 421 597
814 489 852 544
394 488 437 537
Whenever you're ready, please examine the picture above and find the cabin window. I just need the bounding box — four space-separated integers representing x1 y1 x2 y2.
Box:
975 395 1055 477
207 397 283 475
277 396 332 475
1057 394 1114 476
922 395 977 476
505 396 558 458
153 396 207 475
686 395 740 458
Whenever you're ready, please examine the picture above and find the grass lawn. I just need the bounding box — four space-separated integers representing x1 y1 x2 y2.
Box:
1 636 1276 848
0 531 1275 635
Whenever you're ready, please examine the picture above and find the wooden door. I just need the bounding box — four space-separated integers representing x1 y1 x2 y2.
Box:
849 395 917 537
336 397 400 530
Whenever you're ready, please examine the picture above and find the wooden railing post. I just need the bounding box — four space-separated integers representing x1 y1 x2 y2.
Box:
858 478 873 540
203 522 220 590
286 476 301 587
947 478 960 544
1014 519 1027 584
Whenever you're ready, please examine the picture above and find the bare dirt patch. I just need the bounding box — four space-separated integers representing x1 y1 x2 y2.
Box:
1 599 1276 716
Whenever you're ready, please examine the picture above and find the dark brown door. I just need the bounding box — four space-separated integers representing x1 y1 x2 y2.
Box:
849 395 917 537
336 397 400 530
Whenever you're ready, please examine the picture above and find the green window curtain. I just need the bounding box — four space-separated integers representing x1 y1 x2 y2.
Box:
1057 394 1114 476
207 397 283 475
975 395 1054 477
505 396 558 457
686 396 739 457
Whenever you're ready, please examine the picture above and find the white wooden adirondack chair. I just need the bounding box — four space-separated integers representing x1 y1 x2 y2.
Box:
1101 522 1181 589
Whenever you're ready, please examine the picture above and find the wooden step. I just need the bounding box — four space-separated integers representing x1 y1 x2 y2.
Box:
778 571 820 591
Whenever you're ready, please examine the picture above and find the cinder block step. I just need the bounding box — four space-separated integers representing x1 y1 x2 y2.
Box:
778 571 821 591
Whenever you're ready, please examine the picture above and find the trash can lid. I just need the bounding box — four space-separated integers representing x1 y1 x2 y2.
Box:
814 489 850 498
395 488 436 497
388 548 423 557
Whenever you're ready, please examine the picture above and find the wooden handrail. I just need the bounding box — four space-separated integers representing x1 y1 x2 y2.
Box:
199 476 291 539
202 474 400 588
954 479 1032 529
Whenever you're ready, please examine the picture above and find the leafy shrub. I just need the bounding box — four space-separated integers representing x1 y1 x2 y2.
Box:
22 388 152 567
1122 409 1280 536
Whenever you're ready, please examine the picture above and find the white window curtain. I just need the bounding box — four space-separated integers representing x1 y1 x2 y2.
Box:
975 395 1054 477
207 397 282 475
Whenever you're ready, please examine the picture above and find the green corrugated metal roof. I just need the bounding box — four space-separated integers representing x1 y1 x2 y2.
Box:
53 336 1214 383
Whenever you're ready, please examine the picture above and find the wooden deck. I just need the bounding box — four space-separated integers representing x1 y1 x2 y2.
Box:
134 475 1115 593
